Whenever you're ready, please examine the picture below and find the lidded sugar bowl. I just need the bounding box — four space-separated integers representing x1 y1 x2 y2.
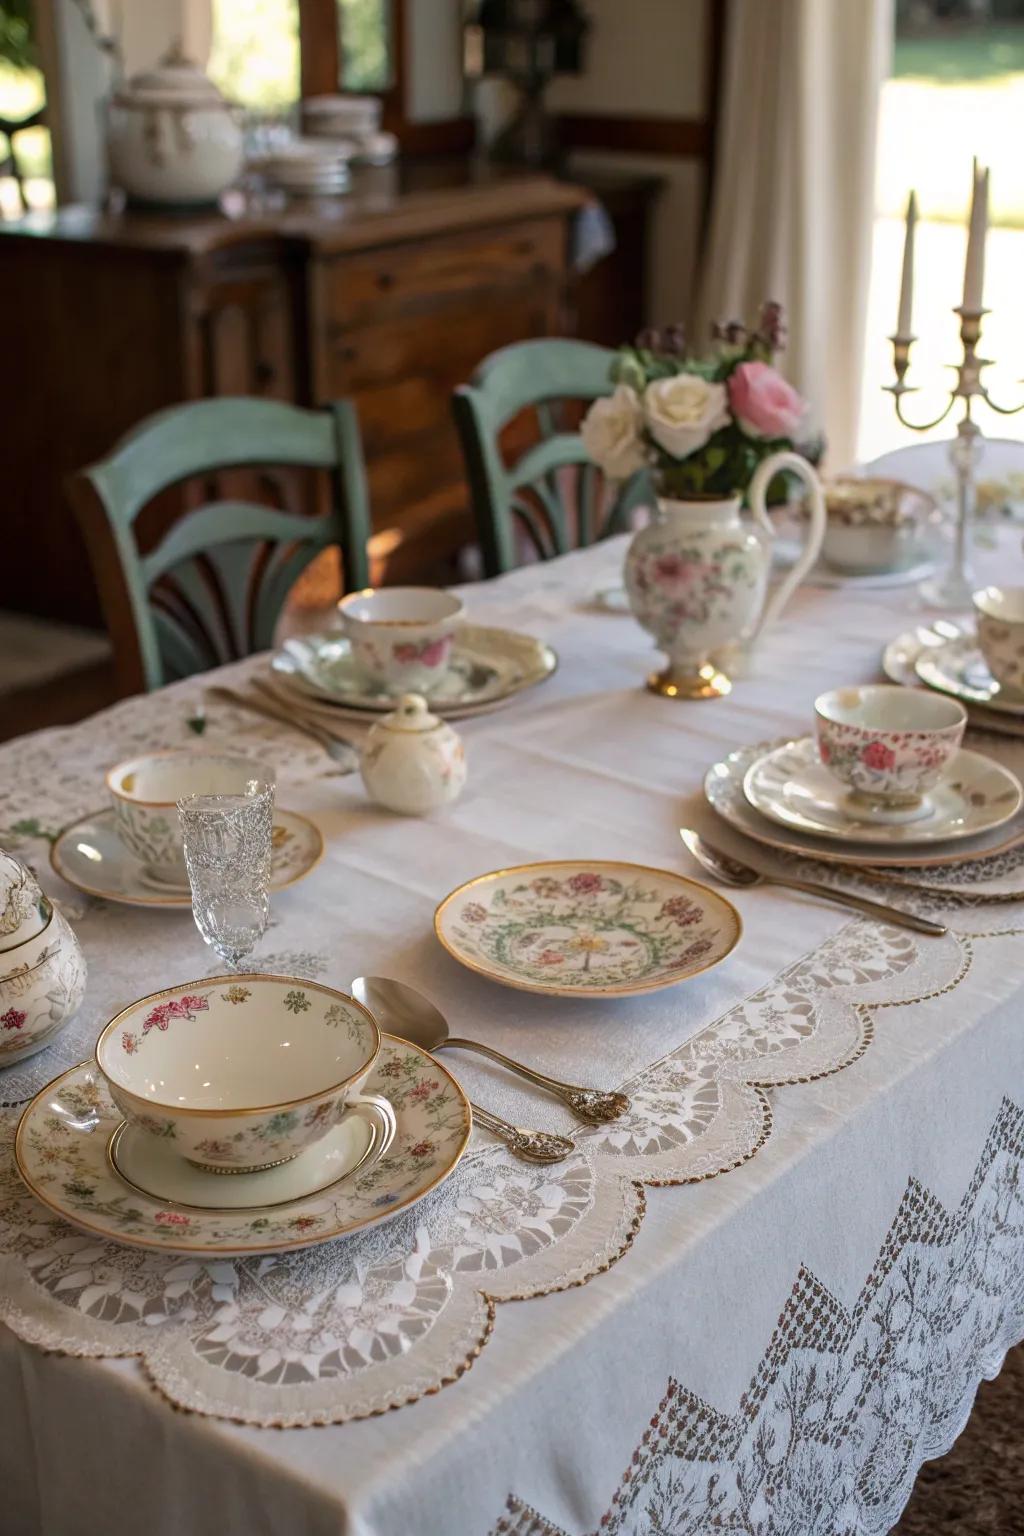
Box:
360 694 467 815
0 851 87 1066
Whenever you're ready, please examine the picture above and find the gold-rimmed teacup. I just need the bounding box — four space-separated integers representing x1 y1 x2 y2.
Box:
95 974 380 1173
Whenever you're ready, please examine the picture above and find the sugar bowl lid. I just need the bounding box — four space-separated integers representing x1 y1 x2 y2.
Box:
0 850 49 953
112 44 231 111
378 694 444 734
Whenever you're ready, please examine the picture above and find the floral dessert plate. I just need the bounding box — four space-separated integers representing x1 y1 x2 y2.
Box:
273 625 557 715
742 737 1022 846
14 1038 471 1256
434 860 742 998
50 808 323 909
915 635 1024 716
707 737 1024 869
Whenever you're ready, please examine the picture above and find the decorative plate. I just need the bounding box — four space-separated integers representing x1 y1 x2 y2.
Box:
434 860 742 998
50 808 323 909
272 625 557 715
742 737 1023 846
707 737 1024 869
915 635 1024 716
14 1037 471 1256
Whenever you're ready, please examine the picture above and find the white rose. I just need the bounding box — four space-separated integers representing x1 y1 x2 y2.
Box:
580 386 647 480
642 374 729 461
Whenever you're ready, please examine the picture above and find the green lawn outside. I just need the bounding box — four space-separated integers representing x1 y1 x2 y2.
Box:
894 22 1024 80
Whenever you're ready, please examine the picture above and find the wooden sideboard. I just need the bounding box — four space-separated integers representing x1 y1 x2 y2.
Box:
1 161 658 628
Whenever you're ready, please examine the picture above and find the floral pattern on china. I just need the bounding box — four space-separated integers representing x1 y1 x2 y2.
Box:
436 861 742 997
581 307 826 697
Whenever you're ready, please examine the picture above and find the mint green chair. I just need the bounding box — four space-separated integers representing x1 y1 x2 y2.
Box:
452 338 652 576
69 397 371 695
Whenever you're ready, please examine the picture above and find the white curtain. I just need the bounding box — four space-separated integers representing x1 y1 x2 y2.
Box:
695 0 893 470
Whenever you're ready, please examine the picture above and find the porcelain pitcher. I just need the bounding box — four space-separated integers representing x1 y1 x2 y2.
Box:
623 451 826 697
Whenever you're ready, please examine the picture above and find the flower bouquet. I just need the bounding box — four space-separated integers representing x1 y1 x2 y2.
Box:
581 303 813 500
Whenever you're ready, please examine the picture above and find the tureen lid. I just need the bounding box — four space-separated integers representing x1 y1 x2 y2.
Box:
112 45 231 111
378 694 443 735
0 850 48 952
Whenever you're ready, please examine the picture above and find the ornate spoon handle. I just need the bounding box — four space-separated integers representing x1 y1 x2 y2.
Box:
445 1036 630 1124
470 1102 576 1164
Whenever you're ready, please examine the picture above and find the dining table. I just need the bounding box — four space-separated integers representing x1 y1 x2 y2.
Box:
1 531 1023 1536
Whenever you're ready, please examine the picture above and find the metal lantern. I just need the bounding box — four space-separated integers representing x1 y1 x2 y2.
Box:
466 0 589 167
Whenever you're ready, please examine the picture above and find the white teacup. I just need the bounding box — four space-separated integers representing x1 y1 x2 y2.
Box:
106 752 271 886
337 587 464 696
95 974 381 1173
815 684 966 819
974 586 1024 697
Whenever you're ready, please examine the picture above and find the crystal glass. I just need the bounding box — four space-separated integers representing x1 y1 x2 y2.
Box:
177 779 275 969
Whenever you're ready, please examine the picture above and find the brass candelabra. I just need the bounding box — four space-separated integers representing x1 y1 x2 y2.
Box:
886 305 1024 608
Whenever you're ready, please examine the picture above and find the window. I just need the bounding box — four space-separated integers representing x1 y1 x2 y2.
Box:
338 0 394 92
208 0 301 109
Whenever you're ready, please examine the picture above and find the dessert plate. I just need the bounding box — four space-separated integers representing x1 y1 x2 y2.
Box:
50 808 323 908
15 1038 471 1256
435 860 741 998
742 737 1022 846
915 636 1024 716
706 737 1024 869
273 625 557 715
108 1095 396 1210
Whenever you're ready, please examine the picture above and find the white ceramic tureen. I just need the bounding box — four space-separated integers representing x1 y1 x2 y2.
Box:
106 45 243 207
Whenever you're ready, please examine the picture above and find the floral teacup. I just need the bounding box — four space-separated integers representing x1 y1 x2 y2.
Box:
974 586 1024 697
337 587 464 697
814 684 966 820
96 974 381 1173
107 752 271 886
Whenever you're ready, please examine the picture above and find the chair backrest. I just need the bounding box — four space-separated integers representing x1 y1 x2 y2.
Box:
68 396 371 694
452 338 651 576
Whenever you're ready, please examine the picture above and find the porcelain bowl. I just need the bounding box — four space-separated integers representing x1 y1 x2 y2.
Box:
95 975 381 1173
106 752 271 886
815 684 966 812
0 906 87 1065
812 477 936 575
974 585 1024 696
337 587 465 696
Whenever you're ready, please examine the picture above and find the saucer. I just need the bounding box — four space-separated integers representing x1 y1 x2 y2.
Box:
435 860 741 998
915 636 1024 716
881 625 1024 739
50 808 323 909
108 1095 396 1210
742 737 1023 846
273 624 557 715
706 737 1024 869
15 1039 471 1256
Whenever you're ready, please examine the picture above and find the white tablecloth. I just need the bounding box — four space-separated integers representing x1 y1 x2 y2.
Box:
1 538 1023 1536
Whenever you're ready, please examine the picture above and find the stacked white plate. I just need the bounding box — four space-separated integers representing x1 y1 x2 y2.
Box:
254 139 353 197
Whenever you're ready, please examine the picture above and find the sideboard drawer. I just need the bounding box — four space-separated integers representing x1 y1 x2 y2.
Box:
322 217 565 329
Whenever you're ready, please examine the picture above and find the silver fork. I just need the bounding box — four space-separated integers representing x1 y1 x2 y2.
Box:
679 827 947 937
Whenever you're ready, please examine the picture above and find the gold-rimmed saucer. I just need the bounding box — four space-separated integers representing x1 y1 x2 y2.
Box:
742 737 1023 846
107 1095 395 1211
435 860 741 998
50 808 323 909
707 737 1024 869
15 1040 471 1256
915 635 1024 716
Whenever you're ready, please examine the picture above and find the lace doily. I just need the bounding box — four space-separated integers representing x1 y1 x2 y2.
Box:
491 1096 1024 1536
0 918 967 1427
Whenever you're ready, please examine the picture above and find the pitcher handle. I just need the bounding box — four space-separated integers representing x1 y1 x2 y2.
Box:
748 450 826 641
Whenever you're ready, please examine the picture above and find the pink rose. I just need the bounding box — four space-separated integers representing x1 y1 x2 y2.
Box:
728 361 806 441
861 740 895 772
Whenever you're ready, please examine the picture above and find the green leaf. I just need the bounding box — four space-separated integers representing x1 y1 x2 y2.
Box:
186 715 207 736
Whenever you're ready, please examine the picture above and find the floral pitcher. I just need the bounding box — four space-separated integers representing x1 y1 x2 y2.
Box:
623 452 826 698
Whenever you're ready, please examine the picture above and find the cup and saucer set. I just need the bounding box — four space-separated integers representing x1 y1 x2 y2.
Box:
705 681 1024 876
268 586 557 722
15 973 473 1257
883 585 1024 736
50 752 324 910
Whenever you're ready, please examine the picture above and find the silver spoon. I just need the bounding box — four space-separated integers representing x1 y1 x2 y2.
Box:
352 975 629 1123
351 975 579 1165
679 828 947 937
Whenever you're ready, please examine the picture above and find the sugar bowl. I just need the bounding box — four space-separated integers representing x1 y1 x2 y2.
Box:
360 694 467 815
